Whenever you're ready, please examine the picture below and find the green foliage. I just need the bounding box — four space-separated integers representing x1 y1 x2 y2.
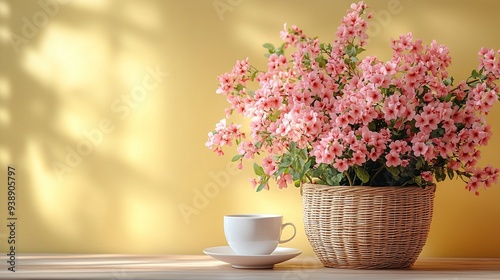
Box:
354 166 370 184
263 43 285 58
231 154 243 162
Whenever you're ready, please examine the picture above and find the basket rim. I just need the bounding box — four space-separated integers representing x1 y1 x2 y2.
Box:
302 183 436 192
302 183 436 189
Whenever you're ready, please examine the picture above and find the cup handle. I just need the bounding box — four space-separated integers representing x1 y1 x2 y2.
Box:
279 222 296 244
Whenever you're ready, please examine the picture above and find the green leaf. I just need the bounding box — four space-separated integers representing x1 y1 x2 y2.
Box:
443 77 454 86
354 166 370 184
292 160 301 175
275 166 287 177
294 179 301 188
356 47 366 55
325 175 334 185
316 179 327 185
400 177 415 187
234 84 244 91
442 93 453 102
231 154 243 162
435 168 446 182
303 160 312 172
275 43 286 56
415 157 425 170
430 127 445 139
368 120 377 131
263 43 275 52
250 70 259 81
253 163 266 177
290 169 301 181
328 172 344 186
314 56 327 68
297 153 305 167
268 110 281 122
344 44 356 57
447 168 455 180
387 166 400 177
256 179 269 192
471 69 480 78
299 148 308 160
413 176 424 188
279 154 293 167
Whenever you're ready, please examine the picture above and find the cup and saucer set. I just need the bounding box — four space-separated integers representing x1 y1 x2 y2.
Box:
203 214 302 269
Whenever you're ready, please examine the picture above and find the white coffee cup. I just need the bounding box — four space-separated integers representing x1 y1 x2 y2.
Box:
224 214 296 255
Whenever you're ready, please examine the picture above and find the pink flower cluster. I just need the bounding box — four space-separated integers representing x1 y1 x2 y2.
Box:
206 1 500 195
205 119 244 156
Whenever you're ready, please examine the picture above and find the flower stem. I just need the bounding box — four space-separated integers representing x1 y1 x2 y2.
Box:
369 165 385 186
345 171 353 186
305 173 313 183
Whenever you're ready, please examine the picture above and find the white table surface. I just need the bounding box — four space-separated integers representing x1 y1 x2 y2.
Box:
1 254 500 279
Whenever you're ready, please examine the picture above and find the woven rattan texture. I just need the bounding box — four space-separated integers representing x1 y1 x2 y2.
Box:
302 184 435 269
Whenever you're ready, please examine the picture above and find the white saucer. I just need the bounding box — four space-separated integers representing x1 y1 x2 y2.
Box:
203 246 301 269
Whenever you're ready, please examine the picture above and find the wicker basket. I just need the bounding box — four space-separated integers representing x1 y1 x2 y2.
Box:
302 183 435 269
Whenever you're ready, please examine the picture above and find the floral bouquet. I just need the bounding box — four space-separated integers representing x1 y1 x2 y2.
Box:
206 1 500 195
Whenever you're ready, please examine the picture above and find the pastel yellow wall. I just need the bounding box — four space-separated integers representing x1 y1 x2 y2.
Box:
1 0 499 257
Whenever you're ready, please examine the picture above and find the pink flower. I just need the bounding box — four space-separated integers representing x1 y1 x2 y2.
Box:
262 156 277 175
385 151 402 167
412 142 428 157
216 73 234 95
277 173 293 189
447 160 461 171
333 159 349 173
330 140 344 157
421 171 433 182
352 150 367 166
250 178 269 190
